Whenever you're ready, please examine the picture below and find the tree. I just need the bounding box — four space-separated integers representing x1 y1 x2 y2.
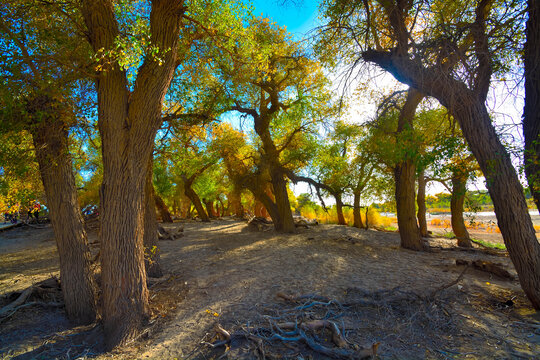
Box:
80 0 186 347
223 18 333 232
0 1 97 324
320 0 540 308
524 0 540 211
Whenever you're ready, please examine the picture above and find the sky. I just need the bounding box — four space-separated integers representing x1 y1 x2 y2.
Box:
251 0 320 38
233 0 526 202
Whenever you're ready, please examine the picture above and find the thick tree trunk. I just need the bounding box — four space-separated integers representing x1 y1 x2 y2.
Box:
82 0 184 347
524 0 540 212
353 191 364 229
31 112 97 325
417 170 428 237
144 162 163 278
335 194 346 225
155 193 173 223
270 170 296 233
395 160 422 250
450 172 472 247
229 189 244 218
252 188 282 228
395 89 424 251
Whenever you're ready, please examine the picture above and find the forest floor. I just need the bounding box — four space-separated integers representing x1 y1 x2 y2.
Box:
1 219 540 359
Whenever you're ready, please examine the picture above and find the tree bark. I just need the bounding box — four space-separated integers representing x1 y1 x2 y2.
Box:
204 199 216 218
450 171 472 247
362 48 540 309
144 160 163 278
82 0 184 347
229 188 244 218
417 170 428 237
353 191 364 229
155 193 173 223
335 193 346 225
394 89 424 251
524 0 540 212
184 186 210 222
31 109 97 325
269 167 295 233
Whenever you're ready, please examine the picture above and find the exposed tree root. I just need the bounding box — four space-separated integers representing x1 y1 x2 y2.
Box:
0 277 63 323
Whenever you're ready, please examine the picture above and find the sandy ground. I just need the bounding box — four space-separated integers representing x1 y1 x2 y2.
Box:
1 219 540 359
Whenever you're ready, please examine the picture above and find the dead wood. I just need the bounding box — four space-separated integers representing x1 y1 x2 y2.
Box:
428 265 468 299
158 225 184 241
276 320 347 348
247 217 274 232
0 277 63 322
293 216 318 229
472 260 514 280
455 259 514 280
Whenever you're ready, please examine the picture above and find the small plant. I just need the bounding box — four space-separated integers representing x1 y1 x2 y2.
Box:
470 238 506 250
442 231 455 239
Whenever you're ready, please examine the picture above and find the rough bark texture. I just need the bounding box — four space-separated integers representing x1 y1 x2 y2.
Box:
82 0 184 347
155 193 173 223
353 192 364 229
144 162 163 278
394 89 424 251
31 109 97 325
524 0 540 212
335 194 346 225
417 170 428 237
184 186 210 222
450 172 472 248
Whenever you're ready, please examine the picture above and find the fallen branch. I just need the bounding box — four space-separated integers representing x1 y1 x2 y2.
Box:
428 265 468 299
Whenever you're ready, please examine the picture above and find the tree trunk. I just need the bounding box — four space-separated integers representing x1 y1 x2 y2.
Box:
82 0 184 347
353 191 364 229
144 161 163 278
450 171 472 247
185 187 210 222
31 111 97 325
417 170 428 237
335 193 346 225
524 0 540 212
395 160 422 250
155 193 173 223
204 199 216 218
270 170 296 233
395 89 424 251
229 188 244 218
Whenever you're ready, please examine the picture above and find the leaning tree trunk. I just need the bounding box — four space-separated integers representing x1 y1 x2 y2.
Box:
31 112 97 325
453 100 540 307
155 193 173 223
185 187 210 222
524 0 540 212
353 191 364 229
450 171 472 247
417 170 428 237
395 89 424 251
82 0 183 347
144 161 163 278
335 193 346 225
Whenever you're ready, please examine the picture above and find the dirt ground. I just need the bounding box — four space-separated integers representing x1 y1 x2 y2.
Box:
1 219 540 359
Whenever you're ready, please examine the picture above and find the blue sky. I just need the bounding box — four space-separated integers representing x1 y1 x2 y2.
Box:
251 0 320 38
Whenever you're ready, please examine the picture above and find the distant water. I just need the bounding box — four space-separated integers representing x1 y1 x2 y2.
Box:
380 210 540 218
